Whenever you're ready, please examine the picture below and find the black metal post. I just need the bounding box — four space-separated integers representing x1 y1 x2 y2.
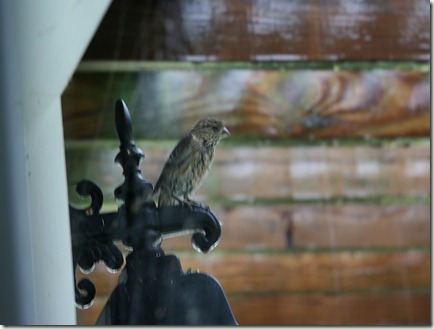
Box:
69 99 237 325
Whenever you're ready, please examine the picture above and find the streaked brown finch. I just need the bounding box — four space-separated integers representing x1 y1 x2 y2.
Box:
154 118 230 208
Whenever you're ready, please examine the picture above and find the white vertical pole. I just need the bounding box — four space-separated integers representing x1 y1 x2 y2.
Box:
0 0 111 324
0 2 35 323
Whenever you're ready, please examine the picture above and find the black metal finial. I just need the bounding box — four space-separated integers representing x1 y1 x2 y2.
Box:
113 99 156 250
113 99 152 203
115 99 134 145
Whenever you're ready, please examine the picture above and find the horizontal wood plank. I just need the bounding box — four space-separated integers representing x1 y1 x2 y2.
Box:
75 250 430 325
62 70 430 139
176 251 430 295
229 293 430 325
160 204 429 250
66 143 430 203
82 0 429 61
74 250 429 300
76 292 430 325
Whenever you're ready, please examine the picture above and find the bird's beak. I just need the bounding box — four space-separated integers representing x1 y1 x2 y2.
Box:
222 127 231 138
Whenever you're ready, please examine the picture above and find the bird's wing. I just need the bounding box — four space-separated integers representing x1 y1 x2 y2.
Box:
154 134 199 192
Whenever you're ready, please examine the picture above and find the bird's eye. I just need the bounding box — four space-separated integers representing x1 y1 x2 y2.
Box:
212 126 219 132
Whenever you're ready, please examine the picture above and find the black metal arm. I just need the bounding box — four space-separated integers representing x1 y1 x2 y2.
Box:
69 99 236 324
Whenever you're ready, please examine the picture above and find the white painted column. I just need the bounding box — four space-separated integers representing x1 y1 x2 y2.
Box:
0 0 111 324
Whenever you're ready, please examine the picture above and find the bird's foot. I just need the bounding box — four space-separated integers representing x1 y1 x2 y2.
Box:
176 200 193 210
183 198 210 211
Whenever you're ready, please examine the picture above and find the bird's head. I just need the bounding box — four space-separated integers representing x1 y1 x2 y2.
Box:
190 118 230 147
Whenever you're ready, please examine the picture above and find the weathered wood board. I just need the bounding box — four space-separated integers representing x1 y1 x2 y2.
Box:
76 250 430 296
75 249 430 325
161 204 430 250
82 0 430 61
69 201 429 251
176 250 430 295
66 142 430 204
62 70 430 139
77 292 431 325
229 293 430 325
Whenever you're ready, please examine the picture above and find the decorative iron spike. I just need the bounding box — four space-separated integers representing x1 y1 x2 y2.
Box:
113 99 153 204
115 99 134 146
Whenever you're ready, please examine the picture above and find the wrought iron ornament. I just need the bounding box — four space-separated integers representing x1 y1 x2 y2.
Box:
69 99 236 324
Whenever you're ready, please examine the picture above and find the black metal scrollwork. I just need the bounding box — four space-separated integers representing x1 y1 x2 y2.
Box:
70 180 124 308
69 99 224 311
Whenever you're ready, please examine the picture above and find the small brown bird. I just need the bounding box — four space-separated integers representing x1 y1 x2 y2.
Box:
154 118 230 207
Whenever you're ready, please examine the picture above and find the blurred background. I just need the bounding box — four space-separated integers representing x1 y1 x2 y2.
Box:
63 0 430 325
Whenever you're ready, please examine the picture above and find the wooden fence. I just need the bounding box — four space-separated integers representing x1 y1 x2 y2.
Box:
64 0 430 325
